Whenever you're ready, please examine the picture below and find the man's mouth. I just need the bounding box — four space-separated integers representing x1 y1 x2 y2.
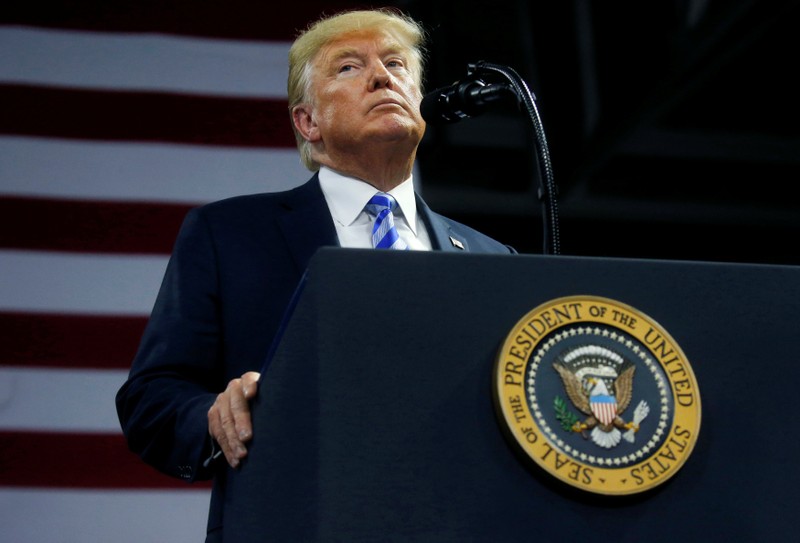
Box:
371 98 404 110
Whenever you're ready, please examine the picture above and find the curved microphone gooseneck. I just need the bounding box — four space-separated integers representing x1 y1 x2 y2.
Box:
420 62 561 256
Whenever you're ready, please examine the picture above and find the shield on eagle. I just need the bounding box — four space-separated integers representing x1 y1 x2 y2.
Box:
589 380 618 426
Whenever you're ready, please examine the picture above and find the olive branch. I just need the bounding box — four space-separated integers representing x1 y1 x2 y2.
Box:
554 395 579 432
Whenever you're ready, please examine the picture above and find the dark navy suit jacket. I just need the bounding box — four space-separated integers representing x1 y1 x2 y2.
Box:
115 175 515 539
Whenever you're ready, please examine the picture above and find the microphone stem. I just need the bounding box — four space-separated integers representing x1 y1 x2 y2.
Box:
471 62 561 256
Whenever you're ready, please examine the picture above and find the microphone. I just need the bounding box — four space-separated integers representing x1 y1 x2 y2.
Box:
419 61 561 255
420 76 514 124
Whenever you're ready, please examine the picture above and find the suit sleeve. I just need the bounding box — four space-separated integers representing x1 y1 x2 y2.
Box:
115 207 223 482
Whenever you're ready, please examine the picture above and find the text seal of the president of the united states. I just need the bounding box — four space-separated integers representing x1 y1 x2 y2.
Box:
493 295 701 496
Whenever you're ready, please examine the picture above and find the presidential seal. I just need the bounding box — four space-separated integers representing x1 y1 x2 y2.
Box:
493 295 701 496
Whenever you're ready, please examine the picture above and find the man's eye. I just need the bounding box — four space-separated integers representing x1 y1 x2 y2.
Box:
339 64 355 73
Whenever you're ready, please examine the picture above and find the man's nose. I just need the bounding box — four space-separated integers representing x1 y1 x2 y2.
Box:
369 63 393 90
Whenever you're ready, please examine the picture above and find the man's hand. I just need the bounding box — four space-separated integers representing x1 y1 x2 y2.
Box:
207 371 261 468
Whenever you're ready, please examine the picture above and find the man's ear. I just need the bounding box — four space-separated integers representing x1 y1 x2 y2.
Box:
291 104 320 143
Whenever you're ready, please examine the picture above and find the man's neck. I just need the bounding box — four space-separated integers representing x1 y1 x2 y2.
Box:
314 146 417 192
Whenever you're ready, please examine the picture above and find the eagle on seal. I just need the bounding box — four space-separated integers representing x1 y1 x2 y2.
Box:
553 351 641 449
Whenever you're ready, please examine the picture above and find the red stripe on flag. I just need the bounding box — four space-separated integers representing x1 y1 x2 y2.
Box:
0 430 211 489
0 196 190 255
0 312 147 370
1 1 367 41
0 84 295 148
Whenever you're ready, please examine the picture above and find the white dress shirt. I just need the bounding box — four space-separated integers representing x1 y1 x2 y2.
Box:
318 167 433 251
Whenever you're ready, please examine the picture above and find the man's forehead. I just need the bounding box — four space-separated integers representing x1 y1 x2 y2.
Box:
316 30 410 63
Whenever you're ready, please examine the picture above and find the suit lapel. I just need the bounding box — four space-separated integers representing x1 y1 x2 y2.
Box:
277 174 340 272
416 194 469 252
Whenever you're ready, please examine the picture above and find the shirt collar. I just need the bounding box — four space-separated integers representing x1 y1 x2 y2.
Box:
318 166 419 234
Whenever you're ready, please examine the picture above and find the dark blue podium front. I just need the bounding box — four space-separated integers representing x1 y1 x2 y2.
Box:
223 248 800 542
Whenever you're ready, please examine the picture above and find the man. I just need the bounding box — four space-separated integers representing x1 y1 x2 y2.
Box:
116 8 515 541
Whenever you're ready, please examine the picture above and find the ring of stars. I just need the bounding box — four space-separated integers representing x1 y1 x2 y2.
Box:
526 325 671 467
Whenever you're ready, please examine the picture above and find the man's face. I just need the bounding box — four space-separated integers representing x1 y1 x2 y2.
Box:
301 30 426 156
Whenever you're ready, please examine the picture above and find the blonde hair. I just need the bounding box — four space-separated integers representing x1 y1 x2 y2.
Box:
287 8 427 171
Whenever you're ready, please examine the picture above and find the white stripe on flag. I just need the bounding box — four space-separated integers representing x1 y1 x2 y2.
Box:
0 367 129 433
0 26 290 98
0 137 308 204
0 488 210 543
0 250 168 315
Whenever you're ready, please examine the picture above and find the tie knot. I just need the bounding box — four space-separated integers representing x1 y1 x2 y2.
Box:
363 192 408 250
364 192 398 217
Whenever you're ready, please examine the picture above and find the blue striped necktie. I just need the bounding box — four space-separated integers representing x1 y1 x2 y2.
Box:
364 192 409 250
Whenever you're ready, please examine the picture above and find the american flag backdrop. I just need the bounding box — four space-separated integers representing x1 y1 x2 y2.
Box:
0 1 368 540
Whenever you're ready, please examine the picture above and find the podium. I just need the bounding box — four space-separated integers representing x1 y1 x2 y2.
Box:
223 248 800 541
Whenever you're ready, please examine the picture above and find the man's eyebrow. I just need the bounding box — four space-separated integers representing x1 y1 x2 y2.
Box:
380 44 408 59
327 46 361 63
325 43 408 65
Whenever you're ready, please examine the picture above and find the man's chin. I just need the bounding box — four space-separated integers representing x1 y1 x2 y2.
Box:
367 117 424 143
